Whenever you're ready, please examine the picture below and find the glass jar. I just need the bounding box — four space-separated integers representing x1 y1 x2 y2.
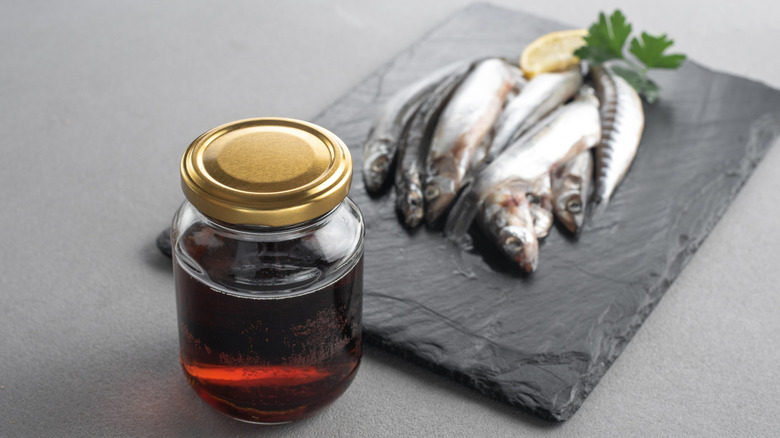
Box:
171 118 364 424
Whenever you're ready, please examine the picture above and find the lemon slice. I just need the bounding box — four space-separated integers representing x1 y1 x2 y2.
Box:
520 29 588 79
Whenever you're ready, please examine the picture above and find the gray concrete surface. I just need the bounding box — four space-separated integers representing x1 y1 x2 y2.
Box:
1 1 779 436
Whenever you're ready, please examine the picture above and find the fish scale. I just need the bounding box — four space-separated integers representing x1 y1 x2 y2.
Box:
591 65 645 215
488 69 582 162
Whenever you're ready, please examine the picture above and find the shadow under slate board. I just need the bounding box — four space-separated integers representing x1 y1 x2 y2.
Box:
154 5 780 422
307 5 780 421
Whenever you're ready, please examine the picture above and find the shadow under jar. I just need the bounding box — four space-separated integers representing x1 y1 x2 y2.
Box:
171 118 364 424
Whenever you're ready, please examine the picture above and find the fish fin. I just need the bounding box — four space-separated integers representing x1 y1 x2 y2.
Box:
443 186 479 249
470 132 494 170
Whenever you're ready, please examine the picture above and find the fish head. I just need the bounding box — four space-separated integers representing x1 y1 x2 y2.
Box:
552 170 587 234
551 149 593 234
361 139 393 193
554 188 586 234
423 175 456 225
396 181 425 228
480 187 539 272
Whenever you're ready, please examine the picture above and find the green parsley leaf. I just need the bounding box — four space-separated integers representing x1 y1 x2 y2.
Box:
574 10 632 64
629 32 687 69
575 9 686 102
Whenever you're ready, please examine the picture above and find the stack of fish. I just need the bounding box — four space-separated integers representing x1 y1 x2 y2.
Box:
362 57 644 273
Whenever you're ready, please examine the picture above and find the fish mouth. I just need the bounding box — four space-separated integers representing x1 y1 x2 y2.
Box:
498 225 538 273
362 152 390 193
397 184 425 228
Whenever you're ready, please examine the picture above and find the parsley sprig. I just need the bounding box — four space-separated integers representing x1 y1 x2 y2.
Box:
574 10 686 103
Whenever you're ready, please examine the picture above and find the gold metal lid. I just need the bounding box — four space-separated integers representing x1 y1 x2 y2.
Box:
181 118 353 226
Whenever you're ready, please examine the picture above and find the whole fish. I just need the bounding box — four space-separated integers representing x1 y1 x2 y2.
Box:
423 58 517 225
469 65 528 168
590 65 645 215
395 62 475 228
551 150 593 234
445 88 601 272
362 60 471 194
488 69 583 162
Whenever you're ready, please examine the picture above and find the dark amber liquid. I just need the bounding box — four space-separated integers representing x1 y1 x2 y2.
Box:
174 238 362 424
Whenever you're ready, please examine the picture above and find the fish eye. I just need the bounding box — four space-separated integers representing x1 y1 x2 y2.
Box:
566 199 582 213
424 185 439 200
503 235 524 252
370 157 388 173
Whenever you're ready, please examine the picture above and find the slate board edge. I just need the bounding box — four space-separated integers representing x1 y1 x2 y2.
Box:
362 330 563 422
305 4 780 422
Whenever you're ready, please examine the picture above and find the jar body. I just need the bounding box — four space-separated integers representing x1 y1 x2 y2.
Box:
171 197 364 424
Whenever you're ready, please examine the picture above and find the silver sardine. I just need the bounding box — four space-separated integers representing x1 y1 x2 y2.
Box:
395 62 475 228
423 58 517 225
362 60 471 194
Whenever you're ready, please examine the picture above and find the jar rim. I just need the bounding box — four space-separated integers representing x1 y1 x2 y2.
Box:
180 118 353 226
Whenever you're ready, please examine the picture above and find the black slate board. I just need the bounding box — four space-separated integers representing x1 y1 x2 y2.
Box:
307 4 780 421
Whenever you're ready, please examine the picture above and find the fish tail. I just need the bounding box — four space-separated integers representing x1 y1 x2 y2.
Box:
444 186 480 248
